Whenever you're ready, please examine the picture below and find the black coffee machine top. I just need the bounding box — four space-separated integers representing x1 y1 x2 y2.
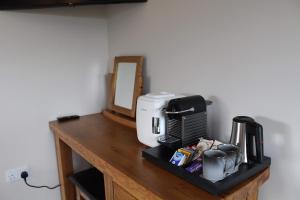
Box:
165 95 207 120
158 95 208 149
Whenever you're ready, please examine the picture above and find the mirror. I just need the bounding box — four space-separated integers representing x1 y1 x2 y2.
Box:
114 63 137 109
110 56 144 118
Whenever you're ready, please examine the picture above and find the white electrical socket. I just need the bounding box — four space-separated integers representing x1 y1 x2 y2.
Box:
5 166 29 183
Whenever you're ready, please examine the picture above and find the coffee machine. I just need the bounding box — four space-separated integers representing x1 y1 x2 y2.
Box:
230 116 264 163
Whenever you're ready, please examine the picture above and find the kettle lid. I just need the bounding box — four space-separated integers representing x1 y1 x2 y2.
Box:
233 116 255 123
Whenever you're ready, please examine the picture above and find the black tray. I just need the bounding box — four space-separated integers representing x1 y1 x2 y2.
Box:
142 145 271 195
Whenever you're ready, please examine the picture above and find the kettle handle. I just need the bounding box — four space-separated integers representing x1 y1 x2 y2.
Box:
247 122 264 163
255 123 264 163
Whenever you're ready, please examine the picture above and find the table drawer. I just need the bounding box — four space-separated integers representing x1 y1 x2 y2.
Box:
114 183 136 200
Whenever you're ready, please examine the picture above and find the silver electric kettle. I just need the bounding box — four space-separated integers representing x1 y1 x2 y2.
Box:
229 116 264 163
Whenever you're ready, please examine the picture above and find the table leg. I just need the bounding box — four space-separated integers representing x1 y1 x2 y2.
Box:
55 135 75 200
247 189 258 200
104 174 114 200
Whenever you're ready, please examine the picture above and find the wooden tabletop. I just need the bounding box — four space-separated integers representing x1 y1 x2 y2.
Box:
49 113 269 200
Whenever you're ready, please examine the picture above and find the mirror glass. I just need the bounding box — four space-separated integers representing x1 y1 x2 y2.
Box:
114 63 137 109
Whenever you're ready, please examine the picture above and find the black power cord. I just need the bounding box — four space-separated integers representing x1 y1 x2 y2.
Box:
21 171 61 190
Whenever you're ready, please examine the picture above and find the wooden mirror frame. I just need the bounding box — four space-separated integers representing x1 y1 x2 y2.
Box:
110 56 144 118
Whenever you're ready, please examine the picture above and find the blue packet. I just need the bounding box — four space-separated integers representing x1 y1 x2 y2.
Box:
169 151 186 166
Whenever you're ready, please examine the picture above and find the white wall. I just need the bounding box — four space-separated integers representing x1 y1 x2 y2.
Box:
0 6 108 200
106 0 300 199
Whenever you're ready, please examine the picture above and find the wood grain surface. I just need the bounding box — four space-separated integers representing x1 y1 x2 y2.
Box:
103 110 136 129
114 183 137 200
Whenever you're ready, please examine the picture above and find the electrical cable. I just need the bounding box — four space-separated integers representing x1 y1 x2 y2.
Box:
21 171 60 190
23 178 60 189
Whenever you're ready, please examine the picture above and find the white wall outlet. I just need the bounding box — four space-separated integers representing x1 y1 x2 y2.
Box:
5 166 29 183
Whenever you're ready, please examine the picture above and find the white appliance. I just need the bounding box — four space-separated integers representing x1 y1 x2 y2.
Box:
136 92 178 147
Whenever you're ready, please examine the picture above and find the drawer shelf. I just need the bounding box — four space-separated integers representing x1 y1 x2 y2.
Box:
69 168 105 200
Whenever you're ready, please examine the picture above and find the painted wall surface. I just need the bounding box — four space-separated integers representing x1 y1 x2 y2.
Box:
0 6 108 200
106 0 300 199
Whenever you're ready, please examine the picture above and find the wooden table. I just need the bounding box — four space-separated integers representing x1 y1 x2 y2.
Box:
49 113 270 200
